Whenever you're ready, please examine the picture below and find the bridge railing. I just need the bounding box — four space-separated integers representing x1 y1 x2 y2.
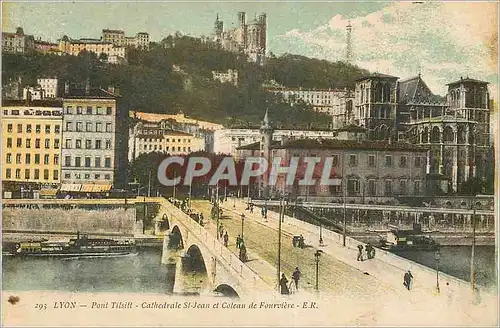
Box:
165 202 272 292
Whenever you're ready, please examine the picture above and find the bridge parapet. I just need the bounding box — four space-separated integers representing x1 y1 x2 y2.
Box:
161 200 272 296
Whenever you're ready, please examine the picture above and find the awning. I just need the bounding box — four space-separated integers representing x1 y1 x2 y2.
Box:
39 188 58 196
81 184 112 193
60 184 82 192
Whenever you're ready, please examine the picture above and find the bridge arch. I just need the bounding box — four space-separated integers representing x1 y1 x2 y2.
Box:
214 284 240 298
183 244 208 274
168 225 184 250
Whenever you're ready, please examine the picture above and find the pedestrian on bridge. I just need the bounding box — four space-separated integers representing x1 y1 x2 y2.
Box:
239 242 247 262
223 231 229 247
403 270 413 290
357 244 364 261
291 267 301 290
280 273 290 295
236 235 242 249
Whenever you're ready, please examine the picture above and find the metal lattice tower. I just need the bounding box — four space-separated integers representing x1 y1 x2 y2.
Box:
346 20 352 64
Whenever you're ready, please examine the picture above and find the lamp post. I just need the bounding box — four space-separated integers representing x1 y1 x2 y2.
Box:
314 250 322 292
435 249 441 293
342 155 347 247
216 184 220 241
319 224 324 247
277 197 283 292
240 213 245 240
470 196 477 297
233 194 236 208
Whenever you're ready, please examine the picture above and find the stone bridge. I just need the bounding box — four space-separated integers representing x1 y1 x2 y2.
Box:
157 199 272 298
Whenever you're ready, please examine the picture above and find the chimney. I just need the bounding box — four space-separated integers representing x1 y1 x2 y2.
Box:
108 85 115 94
85 78 90 95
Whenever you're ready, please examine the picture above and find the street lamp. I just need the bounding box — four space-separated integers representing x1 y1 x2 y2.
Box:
314 250 323 292
240 213 245 240
435 249 441 293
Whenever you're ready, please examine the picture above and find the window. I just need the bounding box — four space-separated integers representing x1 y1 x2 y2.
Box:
347 178 360 195
66 122 72 131
84 174 90 180
75 139 82 149
55 125 60 133
16 138 22 147
7 124 12 132
85 139 92 149
15 169 21 179
106 107 112 115
368 155 376 167
385 155 393 167
384 180 392 196
65 139 72 149
414 180 421 194
34 169 39 180
368 179 376 196
178 147 181 151
85 157 91 167
44 154 49 165
86 106 92 115
399 156 407 168
105 123 112 132
45 139 50 149
25 154 31 164
86 122 92 131
414 156 421 168
44 169 49 180
53 170 59 180
95 140 102 149
64 173 71 179
349 154 357 167
17 124 22 133
75 157 81 167
6 169 11 179
27 124 32 133
95 173 100 179
16 153 21 164
331 155 339 167
45 125 50 133
54 139 60 149
65 156 71 166
105 140 111 149
77 106 82 114
35 139 40 149
97 107 104 115
54 155 59 165
76 122 83 132
104 157 111 168
400 180 407 195
25 169 30 180
75 173 81 179
95 157 101 167
96 123 102 132
36 125 41 133
6 153 12 163
35 154 40 164
6 138 12 148
104 174 111 180
66 106 73 114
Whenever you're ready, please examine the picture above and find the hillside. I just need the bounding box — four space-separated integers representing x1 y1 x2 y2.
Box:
2 33 370 129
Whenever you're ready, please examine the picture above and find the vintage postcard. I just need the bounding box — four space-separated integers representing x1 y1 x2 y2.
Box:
1 1 498 326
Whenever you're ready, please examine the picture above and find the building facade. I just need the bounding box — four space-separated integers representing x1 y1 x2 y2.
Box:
2 27 35 54
58 36 126 64
1 101 63 192
214 12 266 65
212 69 238 86
37 77 59 98
102 29 150 50
128 121 205 161
266 87 349 114
34 39 60 55
61 87 120 189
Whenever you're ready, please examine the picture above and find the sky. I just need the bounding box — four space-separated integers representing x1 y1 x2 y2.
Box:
2 1 498 98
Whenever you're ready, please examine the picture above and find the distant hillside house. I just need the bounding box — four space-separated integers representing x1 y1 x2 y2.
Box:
102 29 150 50
212 69 238 86
58 35 126 64
2 27 35 55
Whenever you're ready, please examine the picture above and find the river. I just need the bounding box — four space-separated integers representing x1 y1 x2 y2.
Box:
2 247 496 292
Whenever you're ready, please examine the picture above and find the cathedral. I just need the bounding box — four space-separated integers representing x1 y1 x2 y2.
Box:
343 73 493 194
214 12 267 66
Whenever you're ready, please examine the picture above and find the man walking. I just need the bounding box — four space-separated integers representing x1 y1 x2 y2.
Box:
403 270 413 290
280 273 290 295
291 267 301 290
223 231 229 247
357 244 364 261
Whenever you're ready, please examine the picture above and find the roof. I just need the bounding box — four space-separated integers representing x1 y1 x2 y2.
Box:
336 124 367 133
63 88 119 99
237 140 281 151
446 77 489 86
272 138 428 152
137 134 164 139
398 75 445 105
163 130 194 136
1 99 63 107
356 72 399 81
102 29 125 34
